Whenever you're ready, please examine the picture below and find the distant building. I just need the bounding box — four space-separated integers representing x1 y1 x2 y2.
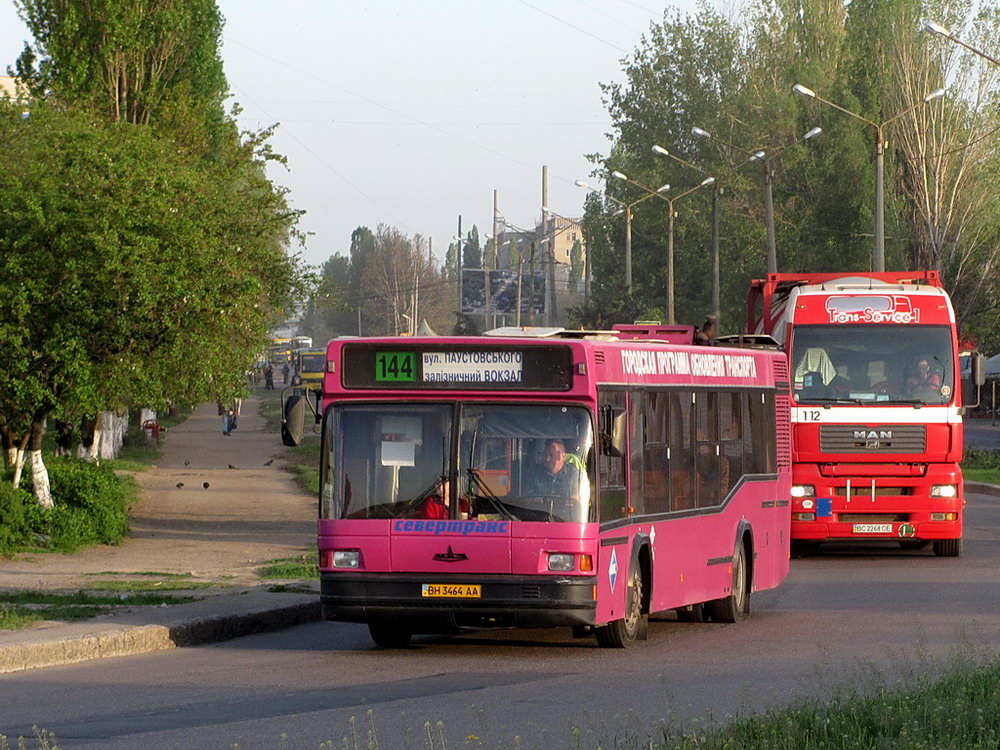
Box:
0 75 24 100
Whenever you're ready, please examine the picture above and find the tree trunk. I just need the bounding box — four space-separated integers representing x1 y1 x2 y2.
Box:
29 417 53 509
79 416 98 460
11 437 28 488
99 411 126 459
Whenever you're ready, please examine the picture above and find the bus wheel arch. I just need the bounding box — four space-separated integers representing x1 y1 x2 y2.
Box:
595 540 650 648
705 525 752 623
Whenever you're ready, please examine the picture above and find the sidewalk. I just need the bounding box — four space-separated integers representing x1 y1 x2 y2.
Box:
0 391 320 674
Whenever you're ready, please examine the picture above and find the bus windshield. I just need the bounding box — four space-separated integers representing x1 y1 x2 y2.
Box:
324 403 594 523
790 324 954 405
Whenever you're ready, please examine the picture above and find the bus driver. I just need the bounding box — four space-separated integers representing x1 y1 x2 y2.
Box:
528 439 581 496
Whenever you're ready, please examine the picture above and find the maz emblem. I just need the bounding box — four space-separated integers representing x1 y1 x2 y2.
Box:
433 546 468 562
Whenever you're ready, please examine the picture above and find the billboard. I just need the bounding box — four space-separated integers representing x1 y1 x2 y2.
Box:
461 269 545 315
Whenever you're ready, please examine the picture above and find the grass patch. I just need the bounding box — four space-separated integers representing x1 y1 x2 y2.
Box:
964 468 1000 484
654 655 1000 749
0 589 200 630
963 448 1000 485
84 579 215 592
257 554 317 580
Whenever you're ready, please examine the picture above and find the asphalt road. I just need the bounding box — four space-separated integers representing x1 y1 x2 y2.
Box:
3 492 999 750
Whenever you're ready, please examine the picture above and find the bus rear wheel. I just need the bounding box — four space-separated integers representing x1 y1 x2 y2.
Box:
596 564 647 648
932 538 962 557
705 541 750 623
368 623 412 648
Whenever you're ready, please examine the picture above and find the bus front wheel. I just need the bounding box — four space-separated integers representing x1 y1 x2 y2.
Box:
368 623 412 648
705 541 750 623
596 563 647 648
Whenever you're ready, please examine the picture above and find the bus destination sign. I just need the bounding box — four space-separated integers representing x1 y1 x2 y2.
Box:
343 344 571 390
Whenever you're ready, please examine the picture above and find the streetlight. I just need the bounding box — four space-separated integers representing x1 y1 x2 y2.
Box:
685 131 767 321
924 20 1000 66
793 83 945 272
609 169 714 324
693 126 822 273
650 145 723 323
575 178 667 297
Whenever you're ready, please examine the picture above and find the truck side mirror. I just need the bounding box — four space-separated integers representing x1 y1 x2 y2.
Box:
972 352 986 387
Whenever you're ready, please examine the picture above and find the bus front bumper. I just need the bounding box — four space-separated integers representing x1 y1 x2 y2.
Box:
320 572 597 631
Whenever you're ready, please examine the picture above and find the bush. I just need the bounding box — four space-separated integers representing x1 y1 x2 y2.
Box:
963 447 1000 470
0 482 34 557
9 458 135 553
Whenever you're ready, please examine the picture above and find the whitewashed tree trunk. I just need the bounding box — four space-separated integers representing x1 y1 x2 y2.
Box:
88 421 103 462
30 449 53 509
99 411 127 459
12 447 27 487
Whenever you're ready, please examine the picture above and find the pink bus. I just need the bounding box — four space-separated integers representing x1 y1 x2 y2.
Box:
318 325 792 648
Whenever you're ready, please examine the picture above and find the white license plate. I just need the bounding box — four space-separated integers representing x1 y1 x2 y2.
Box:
852 523 893 534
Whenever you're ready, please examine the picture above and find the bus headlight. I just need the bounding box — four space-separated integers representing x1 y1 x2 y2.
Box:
930 485 958 498
333 550 361 568
548 553 575 571
791 485 815 498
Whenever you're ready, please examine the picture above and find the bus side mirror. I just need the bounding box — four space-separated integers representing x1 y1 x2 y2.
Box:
601 406 626 457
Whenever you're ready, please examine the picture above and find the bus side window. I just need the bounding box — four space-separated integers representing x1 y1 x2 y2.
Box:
719 392 742 498
629 393 645 516
598 389 627 521
746 391 777 474
643 390 670 514
695 391 721 508
670 391 694 511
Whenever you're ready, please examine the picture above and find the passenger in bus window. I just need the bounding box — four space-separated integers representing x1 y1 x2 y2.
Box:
420 480 470 519
527 439 580 496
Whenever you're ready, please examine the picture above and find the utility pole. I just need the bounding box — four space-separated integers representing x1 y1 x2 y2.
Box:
542 165 556 326
455 214 462 323
491 189 499 329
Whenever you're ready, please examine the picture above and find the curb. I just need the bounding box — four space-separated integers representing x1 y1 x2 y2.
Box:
0 600 321 675
965 481 1000 498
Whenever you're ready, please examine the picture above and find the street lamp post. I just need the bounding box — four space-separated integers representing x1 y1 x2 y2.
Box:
924 20 1000 66
761 127 822 273
608 170 715 324
682 132 767 319
651 145 727 322
793 84 944 272
574 179 667 299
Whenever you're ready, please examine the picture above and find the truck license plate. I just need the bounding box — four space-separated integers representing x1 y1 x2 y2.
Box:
852 523 893 534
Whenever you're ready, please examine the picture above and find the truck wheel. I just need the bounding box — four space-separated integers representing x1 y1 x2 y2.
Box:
705 541 750 623
596 563 646 648
932 538 962 557
368 623 412 648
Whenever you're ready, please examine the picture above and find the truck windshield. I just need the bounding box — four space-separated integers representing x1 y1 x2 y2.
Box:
322 403 594 522
789 325 954 405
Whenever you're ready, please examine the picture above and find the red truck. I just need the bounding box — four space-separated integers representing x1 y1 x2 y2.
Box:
746 271 984 556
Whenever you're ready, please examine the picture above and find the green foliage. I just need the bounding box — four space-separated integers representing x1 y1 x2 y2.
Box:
0 483 34 556
40 459 134 549
963 448 1000 470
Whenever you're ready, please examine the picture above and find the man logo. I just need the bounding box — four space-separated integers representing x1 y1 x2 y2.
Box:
854 430 893 440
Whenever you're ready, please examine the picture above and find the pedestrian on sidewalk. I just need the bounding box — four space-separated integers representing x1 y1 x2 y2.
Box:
218 400 236 436
264 364 274 390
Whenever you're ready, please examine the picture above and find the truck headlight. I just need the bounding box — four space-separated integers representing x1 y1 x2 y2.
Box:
930 485 957 498
791 485 815 498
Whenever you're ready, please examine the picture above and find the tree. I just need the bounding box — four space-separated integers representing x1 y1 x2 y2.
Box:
14 0 227 131
0 102 302 502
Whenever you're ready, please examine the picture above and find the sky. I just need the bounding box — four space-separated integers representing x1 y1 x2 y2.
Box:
1 0 736 270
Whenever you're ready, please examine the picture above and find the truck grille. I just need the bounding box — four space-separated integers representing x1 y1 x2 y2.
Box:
819 424 926 454
838 514 908 523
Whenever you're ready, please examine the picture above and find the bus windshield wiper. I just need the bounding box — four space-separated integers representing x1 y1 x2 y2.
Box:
466 468 515 520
